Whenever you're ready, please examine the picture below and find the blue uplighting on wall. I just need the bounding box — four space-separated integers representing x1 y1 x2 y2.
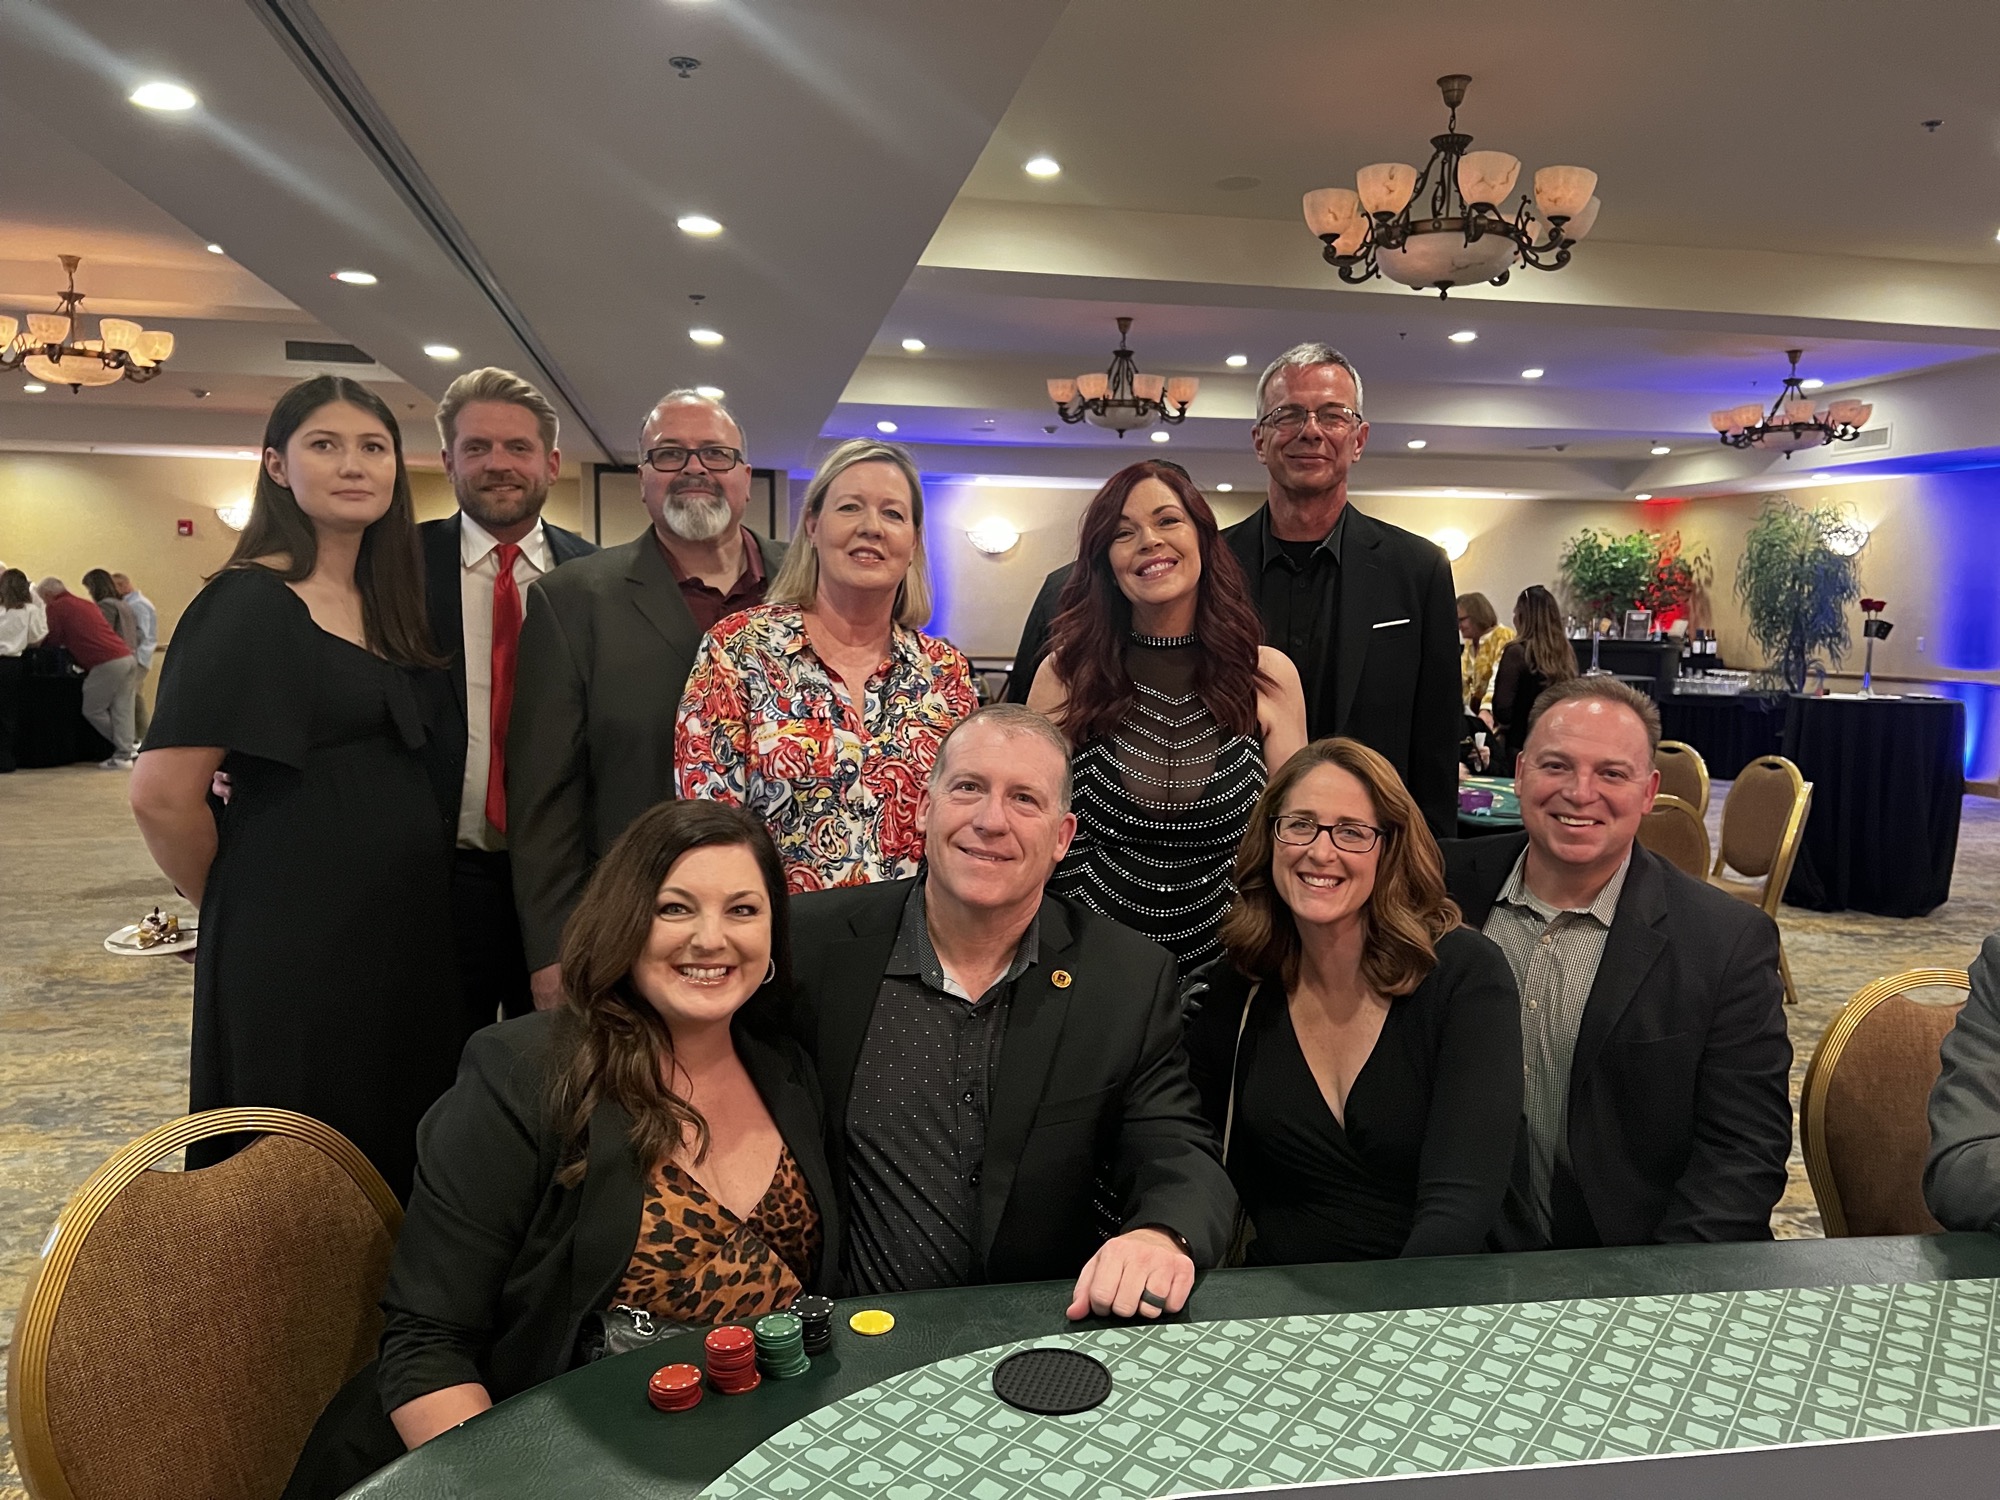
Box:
1929 471 2000 678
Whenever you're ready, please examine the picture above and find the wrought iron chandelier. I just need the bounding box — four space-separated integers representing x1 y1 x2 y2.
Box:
1047 317 1198 436
0 255 176 391
1302 74 1600 299
1709 350 1871 456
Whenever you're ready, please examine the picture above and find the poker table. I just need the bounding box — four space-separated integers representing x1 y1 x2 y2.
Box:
345 1233 2000 1499
1456 776 1521 840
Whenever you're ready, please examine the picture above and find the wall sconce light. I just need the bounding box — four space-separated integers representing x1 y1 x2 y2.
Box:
967 517 1020 555
217 500 253 532
1430 527 1470 561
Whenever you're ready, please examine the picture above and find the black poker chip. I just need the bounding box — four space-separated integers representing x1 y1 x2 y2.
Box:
991 1348 1112 1416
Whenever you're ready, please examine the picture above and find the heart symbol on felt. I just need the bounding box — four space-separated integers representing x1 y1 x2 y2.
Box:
935 1357 979 1380
1241 1410 1281 1435
1329 1443 1379 1471
1096 1420 1142 1446
1039 1472 1088 1498
886 1485 935 1500
1607 1424 1655 1448
1150 1378 1191 1401
1632 1382 1675 1405
1471 1433 1518 1461
1407 1359 1450 1381
952 1432 999 1459
1739 1414 1785 1439
801 1444 851 1472
1373 1399 1415 1423
873 1399 917 1424
1197 1338 1239 1359
1188 1456 1236 1483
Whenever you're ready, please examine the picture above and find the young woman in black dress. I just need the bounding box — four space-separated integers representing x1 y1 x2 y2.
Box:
1187 737 1523 1262
1028 460 1306 967
130 375 462 1201
1483 584 1577 776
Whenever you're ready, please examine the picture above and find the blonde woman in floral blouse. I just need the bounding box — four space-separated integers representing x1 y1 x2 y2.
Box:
676 439 977 892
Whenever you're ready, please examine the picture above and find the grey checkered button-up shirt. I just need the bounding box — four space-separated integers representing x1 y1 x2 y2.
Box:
1480 848 1632 1240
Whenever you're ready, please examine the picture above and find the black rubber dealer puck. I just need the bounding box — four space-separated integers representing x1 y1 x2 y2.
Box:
990 1348 1113 1416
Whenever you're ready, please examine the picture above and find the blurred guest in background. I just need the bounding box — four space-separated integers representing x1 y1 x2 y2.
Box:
1029 459 1306 967
38 575 138 769
111 571 158 738
1483 585 1577 776
1457 592 1512 718
1188 738 1521 1263
130 375 463 1203
509 390 784 1010
678 438 975 892
84 568 140 651
0 568 46 773
422 368 596 1025
284 802 835 1498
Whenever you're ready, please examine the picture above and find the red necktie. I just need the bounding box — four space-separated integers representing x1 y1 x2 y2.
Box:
486 542 523 832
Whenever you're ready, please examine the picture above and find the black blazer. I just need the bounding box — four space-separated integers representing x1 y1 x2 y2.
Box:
506 527 786 968
418 513 596 803
374 1010 839 1413
1444 834 1793 1248
789 878 1237 1285
1007 503 1460 840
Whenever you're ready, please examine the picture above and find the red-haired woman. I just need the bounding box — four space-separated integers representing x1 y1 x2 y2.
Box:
1028 460 1307 966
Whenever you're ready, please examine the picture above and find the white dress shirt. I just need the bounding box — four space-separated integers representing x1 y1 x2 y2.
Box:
457 514 553 851
0 602 46 657
122 590 159 668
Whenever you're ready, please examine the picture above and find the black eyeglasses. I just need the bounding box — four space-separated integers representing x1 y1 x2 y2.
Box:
642 444 745 474
1271 813 1386 853
1255 405 1364 441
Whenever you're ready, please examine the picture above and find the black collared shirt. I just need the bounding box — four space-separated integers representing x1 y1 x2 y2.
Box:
842 881 1042 1296
1251 504 1347 738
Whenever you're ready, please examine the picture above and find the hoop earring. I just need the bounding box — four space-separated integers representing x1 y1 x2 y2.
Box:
764 960 777 985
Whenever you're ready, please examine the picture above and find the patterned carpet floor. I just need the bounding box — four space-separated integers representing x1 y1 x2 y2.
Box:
1 767 1996 1495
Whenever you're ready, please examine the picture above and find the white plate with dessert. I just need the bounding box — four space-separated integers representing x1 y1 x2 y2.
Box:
105 908 199 956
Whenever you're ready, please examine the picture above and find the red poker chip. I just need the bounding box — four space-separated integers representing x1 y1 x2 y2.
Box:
705 1325 754 1353
651 1363 702 1393
710 1368 762 1394
649 1386 702 1412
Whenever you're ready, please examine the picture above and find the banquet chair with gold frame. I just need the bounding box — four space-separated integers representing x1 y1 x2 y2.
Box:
1708 754 1812 1005
1653 739 1711 820
1637 793 1711 880
1799 968 1969 1237
6 1109 401 1500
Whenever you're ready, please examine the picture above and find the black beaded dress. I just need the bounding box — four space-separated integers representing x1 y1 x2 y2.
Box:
1052 634 1266 967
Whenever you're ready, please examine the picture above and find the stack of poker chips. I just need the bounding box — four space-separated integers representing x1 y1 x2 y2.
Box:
753 1311 813 1379
793 1295 835 1357
647 1362 703 1413
704 1324 760 1394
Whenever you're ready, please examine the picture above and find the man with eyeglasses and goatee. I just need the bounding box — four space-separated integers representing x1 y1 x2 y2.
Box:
1009 343 1461 841
508 390 785 1009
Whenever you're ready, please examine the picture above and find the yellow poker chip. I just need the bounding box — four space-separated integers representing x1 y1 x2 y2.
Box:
848 1309 896 1336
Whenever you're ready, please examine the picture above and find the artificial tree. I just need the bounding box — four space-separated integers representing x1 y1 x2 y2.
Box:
1557 527 1661 672
1732 496 1864 692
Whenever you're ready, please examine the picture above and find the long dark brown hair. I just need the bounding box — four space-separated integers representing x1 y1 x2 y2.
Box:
1046 460 1269 745
549 800 792 1188
0 569 30 610
1220 737 1460 997
82 569 119 603
1513 584 1578 684
225 375 440 668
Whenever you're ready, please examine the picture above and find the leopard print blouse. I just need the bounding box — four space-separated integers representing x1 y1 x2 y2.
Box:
610 1144 821 1327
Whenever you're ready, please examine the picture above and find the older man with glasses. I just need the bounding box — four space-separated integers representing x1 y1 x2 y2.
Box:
1010 343 1462 839
507 390 787 1009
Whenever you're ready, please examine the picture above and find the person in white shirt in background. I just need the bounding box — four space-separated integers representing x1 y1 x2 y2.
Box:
111 571 158 739
0 568 47 773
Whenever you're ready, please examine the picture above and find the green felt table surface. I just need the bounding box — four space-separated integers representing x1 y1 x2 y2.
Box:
1456 777 1521 828
345 1234 2000 1500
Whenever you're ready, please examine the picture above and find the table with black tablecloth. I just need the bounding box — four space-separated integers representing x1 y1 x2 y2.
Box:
1781 693 1965 917
346 1235 2000 1500
1657 693 1787 781
10 648 112 768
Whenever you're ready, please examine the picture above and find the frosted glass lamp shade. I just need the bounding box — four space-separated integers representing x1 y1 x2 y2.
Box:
1734 403 1767 429
1132 373 1166 402
1047 378 1077 404
136 330 176 364
26 313 67 344
1165 376 1199 407
1782 398 1816 424
1710 409 1738 434
1356 162 1418 216
0 315 16 348
1848 402 1873 427
1534 166 1598 221
1826 399 1871 427
23 354 64 383
1457 150 1521 207
98 318 143 352
1561 196 1602 242
1376 229 1517 289
1077 372 1108 401
1332 217 1370 256
1303 187 1362 237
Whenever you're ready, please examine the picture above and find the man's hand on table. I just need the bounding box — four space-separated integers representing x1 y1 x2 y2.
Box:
1067 1226 1194 1321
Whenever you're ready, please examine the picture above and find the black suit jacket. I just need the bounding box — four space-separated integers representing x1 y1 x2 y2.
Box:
1444 834 1793 1249
1007 503 1460 839
789 878 1237 1286
506 527 786 968
418 513 596 808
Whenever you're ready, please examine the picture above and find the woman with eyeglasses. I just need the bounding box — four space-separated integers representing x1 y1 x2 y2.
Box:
676 438 977 891
1028 460 1307 967
1185 738 1522 1263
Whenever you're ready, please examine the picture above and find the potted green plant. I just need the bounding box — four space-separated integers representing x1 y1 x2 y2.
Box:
1557 527 1658 672
1732 495 1864 692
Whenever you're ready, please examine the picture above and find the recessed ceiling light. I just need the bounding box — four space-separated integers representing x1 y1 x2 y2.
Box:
205 243 225 255
332 269 378 285
1650 444 1672 455
676 214 723 237
424 344 461 361
1150 429 1171 442
1216 482 1233 492
1406 438 1428 449
876 420 899 433
1634 493 1653 501
22 382 47 394
1520 367 1544 379
1448 329 1478 343
1024 156 1062 178
129 80 198 111
694 385 725 399
1225 354 1248 368
900 337 926 353
1800 377 1825 391
688 327 724 346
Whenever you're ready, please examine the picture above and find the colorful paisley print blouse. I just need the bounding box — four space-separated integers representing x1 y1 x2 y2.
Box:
675 604 978 892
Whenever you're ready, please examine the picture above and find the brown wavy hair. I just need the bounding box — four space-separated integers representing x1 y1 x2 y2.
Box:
1046 460 1269 745
1512 584 1578 684
549 800 791 1188
1220 737 1460 996
224 375 441 669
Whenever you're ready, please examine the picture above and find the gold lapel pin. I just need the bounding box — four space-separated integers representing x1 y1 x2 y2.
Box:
1052 970 1073 988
